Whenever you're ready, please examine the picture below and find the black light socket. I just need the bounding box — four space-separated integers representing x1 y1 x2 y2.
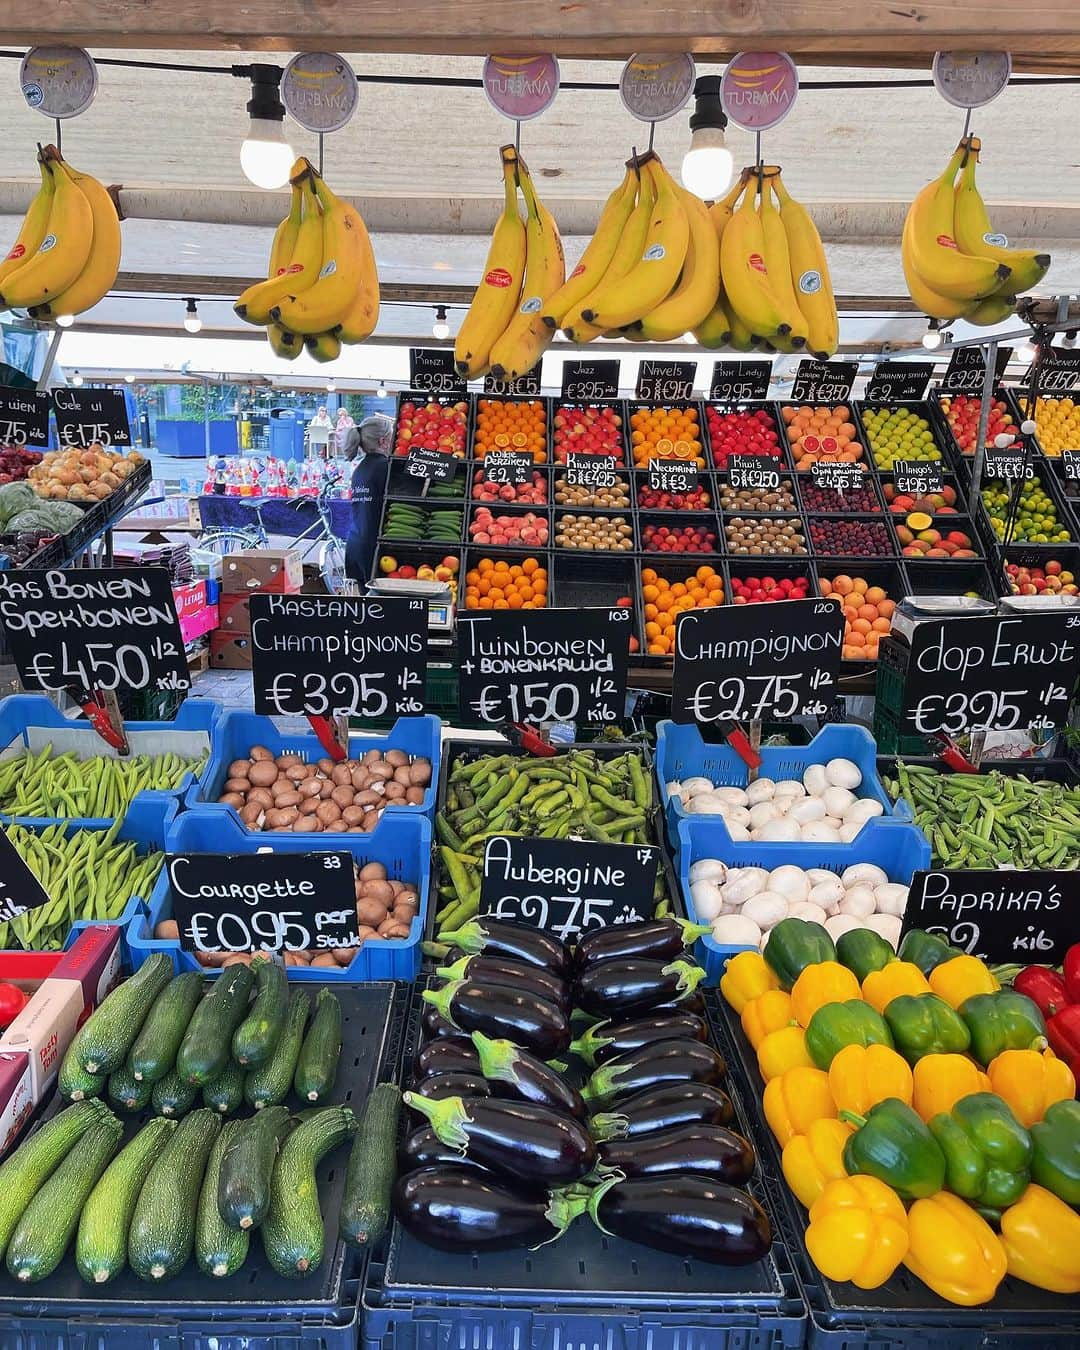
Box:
689 75 727 134
246 64 286 123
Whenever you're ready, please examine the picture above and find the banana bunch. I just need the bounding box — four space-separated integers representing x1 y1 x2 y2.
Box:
0 144 120 321
902 136 1050 326
455 145 564 382
235 156 379 363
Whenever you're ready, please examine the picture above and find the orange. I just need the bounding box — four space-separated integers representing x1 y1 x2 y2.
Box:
641 568 658 584
832 575 854 596
645 621 661 639
857 604 878 622
493 599 509 609
865 586 886 606
643 584 659 603
522 557 538 575
478 558 494 575
872 617 892 634
877 599 896 618
478 596 494 609
851 618 872 636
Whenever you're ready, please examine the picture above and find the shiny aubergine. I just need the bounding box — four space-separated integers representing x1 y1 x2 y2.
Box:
421 1005 459 1039
581 1038 726 1108
436 953 571 1011
598 1122 755 1185
422 979 571 1059
573 959 706 1019
590 1081 736 1142
409 1071 490 1100
471 1031 586 1120
574 919 711 973
652 991 707 1018
571 1011 708 1067
414 1037 480 1080
438 918 572 978
394 1166 586 1251
589 1174 771 1265
402 1092 596 1186
399 1127 490 1174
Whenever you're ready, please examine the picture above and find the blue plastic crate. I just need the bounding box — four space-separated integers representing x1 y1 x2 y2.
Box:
186 709 441 841
676 814 931 984
129 808 431 981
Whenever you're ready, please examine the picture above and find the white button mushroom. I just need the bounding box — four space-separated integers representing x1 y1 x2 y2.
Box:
823 785 856 819
838 820 864 843
808 877 845 914
773 780 807 802
787 796 827 826
686 791 730 814
788 901 829 926
841 863 889 890
803 764 828 797
720 867 770 907
745 777 777 805
843 798 885 827
689 858 728 884
726 822 752 841
825 757 863 790
721 805 752 829
741 891 790 932
838 884 877 919
824 913 865 942
665 780 682 799
711 914 762 947
690 878 726 922
873 883 910 918
716 786 750 807
748 800 782 831
806 868 836 886
755 817 803 842
864 913 903 948
681 776 715 798
800 821 843 844
768 866 811 903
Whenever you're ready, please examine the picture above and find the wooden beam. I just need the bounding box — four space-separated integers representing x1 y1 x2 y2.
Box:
2 2 1080 70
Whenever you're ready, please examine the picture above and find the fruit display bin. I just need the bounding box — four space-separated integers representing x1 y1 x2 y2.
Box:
0 980 402 1350
775 400 873 475
998 542 1080 597
854 400 951 473
476 460 552 507
968 462 1080 557
633 465 715 511
703 401 793 473
624 399 708 471
379 498 466 547
550 400 630 466
471 393 554 463
466 501 552 550
795 468 888 515
131 809 431 980
392 391 472 461
360 981 807 1350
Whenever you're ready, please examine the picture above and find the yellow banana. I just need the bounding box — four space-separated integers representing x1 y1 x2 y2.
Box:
580 156 688 331
305 331 342 363
488 158 564 381
904 145 1011 302
273 171 374 335
267 322 301 360
757 176 808 350
563 167 655 343
540 164 637 331
964 292 1018 326
954 140 1050 296
728 311 758 351
771 171 837 359
902 198 979 322
692 176 748 349
694 293 733 348
455 145 527 378
268 182 303 279
31 157 121 319
333 209 379 344
637 184 719 341
0 153 55 288
235 172 323 325
720 172 791 342
0 147 93 311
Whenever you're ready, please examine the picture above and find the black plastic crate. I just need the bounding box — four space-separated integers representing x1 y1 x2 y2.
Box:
640 508 723 556
901 559 1004 601
815 560 906 673
465 501 551 551
725 558 818 606
723 511 811 560
550 401 630 469
877 468 964 517
855 400 949 474
470 392 553 463
796 469 886 516
471 459 551 507
928 385 1023 475
634 465 716 511
714 471 799 516
807 514 898 559
702 401 792 473
379 498 465 546
999 542 1080 595
552 465 635 513
552 508 635 554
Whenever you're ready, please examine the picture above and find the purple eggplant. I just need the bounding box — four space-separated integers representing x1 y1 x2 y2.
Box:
653 991 706 1018
574 918 710 972
573 959 706 1019
409 1071 490 1100
395 1165 587 1251
581 1038 726 1108
570 1011 707 1067
422 979 571 1059
590 1081 735 1142
438 918 571 978
414 1037 480 1080
436 953 571 1011
588 1174 771 1265
471 1031 586 1120
421 1005 459 1039
598 1122 755 1184
402 1092 596 1186
399 1127 489 1174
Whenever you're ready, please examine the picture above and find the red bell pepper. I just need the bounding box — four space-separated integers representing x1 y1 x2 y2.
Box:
1014 965 1070 1018
1064 944 1080 1006
1047 1003 1080 1079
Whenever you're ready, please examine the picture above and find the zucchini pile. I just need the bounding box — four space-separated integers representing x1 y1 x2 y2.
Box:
395 917 774 1264
57 954 343 1116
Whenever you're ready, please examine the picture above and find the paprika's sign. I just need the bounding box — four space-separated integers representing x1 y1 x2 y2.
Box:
904 869 1074 965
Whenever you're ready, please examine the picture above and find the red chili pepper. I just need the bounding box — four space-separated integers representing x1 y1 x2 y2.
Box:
1064 943 1080 1005
1047 1003 1080 1079
1014 965 1070 1018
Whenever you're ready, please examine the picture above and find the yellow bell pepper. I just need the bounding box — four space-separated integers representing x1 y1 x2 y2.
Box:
903 1192 1007 1306
742 989 795 1050
791 961 862 1028
757 1024 814 1082
828 1042 913 1116
763 1065 836 1145
720 950 780 1012
782 1117 853 1209
911 1054 991 1122
987 1048 1076 1128
861 961 932 1014
928 954 1000 1010
999 1184 1080 1294
806 1175 909 1289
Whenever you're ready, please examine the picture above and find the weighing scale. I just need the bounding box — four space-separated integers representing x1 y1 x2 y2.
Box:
367 577 455 637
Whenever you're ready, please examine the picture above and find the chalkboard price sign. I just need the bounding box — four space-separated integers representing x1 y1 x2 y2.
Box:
789 359 857 405
636 360 695 402
984 445 1034 481
672 596 845 724
250 593 426 719
1062 450 1080 480
484 369 541 397
168 851 360 954
709 359 772 403
480 834 660 941
893 459 944 497
405 446 458 482
458 605 631 727
900 612 1079 736
727 454 781 491
0 386 50 448
566 452 619 488
1022 349 1080 395
0 567 189 697
409 348 466 396
810 460 867 493
648 459 697 493
0 829 52 924
561 360 620 402
483 450 534 486
903 869 1076 965
939 345 1012 394
51 387 131 448
863 362 935 404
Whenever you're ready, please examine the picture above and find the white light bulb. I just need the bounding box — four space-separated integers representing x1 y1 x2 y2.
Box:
432 308 450 340
55 313 75 328
183 313 203 334
922 328 943 350
72 371 83 386
1021 419 1037 436
994 432 1015 448
681 127 734 199
240 118 294 190
125 374 135 384
326 379 336 392
377 384 387 398
1016 341 1037 363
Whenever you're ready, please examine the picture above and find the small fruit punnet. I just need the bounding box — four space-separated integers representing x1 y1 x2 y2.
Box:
641 564 724 655
395 400 468 458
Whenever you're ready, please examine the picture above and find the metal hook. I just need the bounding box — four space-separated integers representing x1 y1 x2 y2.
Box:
755 131 762 170
647 121 656 153
318 132 325 176
54 117 62 155
515 120 521 153
962 108 972 140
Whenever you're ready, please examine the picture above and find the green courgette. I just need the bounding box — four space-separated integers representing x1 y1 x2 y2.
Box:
129 971 204 1082
202 1060 246 1115
294 988 342 1103
107 1060 153 1113
244 990 310 1109
0 1100 110 1257
69 953 173 1075
151 1066 199 1118
57 1045 105 1102
218 1105 292 1230
262 1105 356 1277
76 1117 177 1284
340 1083 401 1247
129 1108 221 1281
232 956 288 1066
6 1115 122 1282
196 1119 249 1278
177 964 255 1085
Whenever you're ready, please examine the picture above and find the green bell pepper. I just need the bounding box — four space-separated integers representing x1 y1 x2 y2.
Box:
840 1097 947 1200
898 928 963 977
1030 1098 1080 1205
763 918 836 991
806 999 894 1070
883 993 971 1064
928 1091 1033 1209
835 928 896 983
959 991 1048 1066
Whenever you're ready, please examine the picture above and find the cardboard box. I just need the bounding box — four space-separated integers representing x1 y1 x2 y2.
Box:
217 592 252 633
0 1051 33 1157
221 548 303 595
211 630 253 668
173 579 208 623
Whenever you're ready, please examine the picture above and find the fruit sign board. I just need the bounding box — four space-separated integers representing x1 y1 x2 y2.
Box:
409 348 466 396
483 369 541 397
899 612 1079 736
281 52 358 133
1063 451 1080 481
561 360 620 401
863 363 935 404
619 53 696 122
50 387 131 449
457 605 631 727
720 51 798 132
671 596 845 725
940 345 1012 393
810 461 867 493
636 360 695 402
1025 349 1080 395
903 869 1073 966
566 452 619 489
0 830 52 924
0 387 49 447
727 454 780 491
648 460 697 493
483 54 560 120
789 359 857 404
710 360 772 403
893 459 945 497
0 566 189 697
984 445 1035 481
932 52 1012 109
483 451 534 486
405 447 458 482
480 835 660 941
249 593 426 719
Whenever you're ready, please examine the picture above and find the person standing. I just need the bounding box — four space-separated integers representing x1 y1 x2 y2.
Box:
307 405 333 459
343 413 394 586
333 406 355 453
